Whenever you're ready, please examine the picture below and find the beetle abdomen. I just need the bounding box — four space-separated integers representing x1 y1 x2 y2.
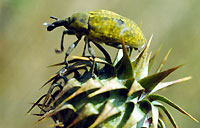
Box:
88 10 146 48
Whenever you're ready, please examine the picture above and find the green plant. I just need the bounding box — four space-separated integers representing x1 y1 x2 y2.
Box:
28 36 198 128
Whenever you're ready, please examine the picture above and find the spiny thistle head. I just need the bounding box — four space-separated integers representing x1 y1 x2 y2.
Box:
28 35 198 128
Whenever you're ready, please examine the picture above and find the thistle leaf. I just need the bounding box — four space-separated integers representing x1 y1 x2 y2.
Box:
136 114 149 128
148 94 199 123
71 56 111 65
127 79 144 96
42 83 63 109
116 37 134 79
133 35 152 67
67 103 99 128
41 74 59 88
152 101 178 128
63 78 102 102
48 62 65 67
37 103 75 122
27 94 47 113
89 101 120 128
149 47 161 71
113 49 123 66
150 76 192 94
133 35 152 80
88 78 127 98
138 64 183 92
156 49 172 73
122 104 145 128
50 121 64 128
126 90 143 104
117 103 135 128
51 78 81 105
134 49 149 80
151 104 159 128
158 118 166 128
139 100 152 114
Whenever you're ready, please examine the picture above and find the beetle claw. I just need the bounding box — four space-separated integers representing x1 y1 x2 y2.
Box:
55 49 63 53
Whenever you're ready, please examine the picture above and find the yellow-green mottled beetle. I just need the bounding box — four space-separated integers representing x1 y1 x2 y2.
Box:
44 10 146 64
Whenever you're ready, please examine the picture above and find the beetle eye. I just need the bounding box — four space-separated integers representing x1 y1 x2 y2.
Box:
66 17 70 23
69 17 76 24
64 17 72 26
80 18 87 24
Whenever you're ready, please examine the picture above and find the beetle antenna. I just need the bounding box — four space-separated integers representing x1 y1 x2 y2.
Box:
50 16 59 21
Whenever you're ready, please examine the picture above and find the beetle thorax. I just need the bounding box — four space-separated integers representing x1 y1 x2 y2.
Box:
67 12 89 35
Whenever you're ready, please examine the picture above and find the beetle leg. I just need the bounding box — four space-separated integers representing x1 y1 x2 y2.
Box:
88 41 96 58
106 42 130 49
133 47 141 53
84 36 97 75
88 41 97 76
92 42 112 64
127 47 133 56
64 35 82 66
82 37 88 57
55 30 75 53
108 43 133 56
106 43 123 49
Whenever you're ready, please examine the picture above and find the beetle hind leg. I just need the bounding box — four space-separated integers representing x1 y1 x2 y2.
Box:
88 42 98 77
83 37 98 76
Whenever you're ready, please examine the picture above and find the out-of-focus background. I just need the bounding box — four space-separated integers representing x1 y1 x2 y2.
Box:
0 0 199 128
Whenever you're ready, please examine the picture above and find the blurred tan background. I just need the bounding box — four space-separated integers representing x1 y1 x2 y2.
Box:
0 0 199 128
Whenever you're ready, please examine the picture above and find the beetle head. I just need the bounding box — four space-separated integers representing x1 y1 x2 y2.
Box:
43 16 69 31
44 13 89 34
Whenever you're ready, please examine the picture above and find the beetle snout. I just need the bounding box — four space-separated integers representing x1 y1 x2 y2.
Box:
47 24 56 31
43 22 56 31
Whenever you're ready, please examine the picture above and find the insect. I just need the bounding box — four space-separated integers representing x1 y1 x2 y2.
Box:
44 10 146 65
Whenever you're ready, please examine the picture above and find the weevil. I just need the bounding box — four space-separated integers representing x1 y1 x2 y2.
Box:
44 10 146 65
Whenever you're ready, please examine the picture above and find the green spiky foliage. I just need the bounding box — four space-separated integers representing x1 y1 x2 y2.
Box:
28 36 198 128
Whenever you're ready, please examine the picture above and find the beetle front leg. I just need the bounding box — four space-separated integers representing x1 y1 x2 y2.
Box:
64 35 82 66
55 30 75 53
